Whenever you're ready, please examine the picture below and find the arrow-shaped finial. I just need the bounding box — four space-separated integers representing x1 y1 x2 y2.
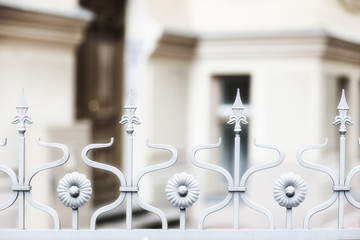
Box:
337 89 349 111
333 89 352 134
12 89 33 134
227 88 248 133
232 88 245 116
120 89 140 135
16 89 29 116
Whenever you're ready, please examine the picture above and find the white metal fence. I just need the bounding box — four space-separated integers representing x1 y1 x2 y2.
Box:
0 88 360 239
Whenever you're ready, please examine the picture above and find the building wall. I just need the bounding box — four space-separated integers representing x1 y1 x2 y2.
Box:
0 1 92 228
0 0 358 230
135 0 360 228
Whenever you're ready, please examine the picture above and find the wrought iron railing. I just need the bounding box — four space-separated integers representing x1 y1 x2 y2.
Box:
0 88 360 239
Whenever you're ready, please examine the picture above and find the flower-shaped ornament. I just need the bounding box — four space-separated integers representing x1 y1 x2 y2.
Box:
166 172 200 210
58 172 92 209
273 172 306 209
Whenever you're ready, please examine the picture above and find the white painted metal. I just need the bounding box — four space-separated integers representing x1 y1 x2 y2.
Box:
239 139 284 229
273 172 306 209
57 172 92 209
81 90 177 230
9 90 70 230
191 90 283 230
0 88 360 239
296 89 360 230
58 172 92 230
273 172 307 229
81 138 126 229
227 89 246 229
334 90 352 229
12 89 32 230
166 172 200 230
0 138 19 213
0 229 360 240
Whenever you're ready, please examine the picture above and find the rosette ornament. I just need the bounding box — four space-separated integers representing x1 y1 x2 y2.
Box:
273 172 306 209
58 172 92 209
166 172 200 210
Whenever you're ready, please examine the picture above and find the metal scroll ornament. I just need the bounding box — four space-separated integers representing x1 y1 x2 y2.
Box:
166 172 200 209
57 172 92 209
273 172 306 209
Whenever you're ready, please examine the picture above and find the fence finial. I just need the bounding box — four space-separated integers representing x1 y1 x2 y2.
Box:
232 88 244 115
227 88 248 133
17 89 29 115
120 89 141 135
337 89 349 111
124 89 136 115
12 89 33 134
333 89 352 134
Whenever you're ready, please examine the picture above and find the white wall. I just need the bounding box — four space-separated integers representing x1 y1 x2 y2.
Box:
0 2 91 228
139 0 360 228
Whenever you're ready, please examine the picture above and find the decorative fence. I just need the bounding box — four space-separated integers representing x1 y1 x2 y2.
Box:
0 89 360 239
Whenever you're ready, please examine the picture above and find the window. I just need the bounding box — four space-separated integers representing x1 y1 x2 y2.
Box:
337 76 349 100
214 75 251 178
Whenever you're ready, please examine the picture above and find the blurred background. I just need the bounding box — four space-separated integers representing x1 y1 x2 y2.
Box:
0 0 360 229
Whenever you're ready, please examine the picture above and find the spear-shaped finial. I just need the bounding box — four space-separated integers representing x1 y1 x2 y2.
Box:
232 89 245 116
337 89 350 111
333 89 352 134
16 89 29 115
119 89 141 135
227 88 248 133
124 89 137 116
12 89 33 134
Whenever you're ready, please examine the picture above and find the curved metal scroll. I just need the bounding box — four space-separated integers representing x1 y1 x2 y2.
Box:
191 139 233 186
304 192 338 229
0 138 19 211
345 165 360 209
238 139 285 229
134 140 177 185
297 139 336 185
24 139 70 229
81 138 127 229
25 139 70 185
296 139 338 229
198 193 233 230
344 139 360 209
191 139 236 229
133 140 178 230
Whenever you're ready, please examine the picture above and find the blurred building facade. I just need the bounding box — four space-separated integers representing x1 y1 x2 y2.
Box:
0 0 94 228
0 0 360 229
131 0 360 228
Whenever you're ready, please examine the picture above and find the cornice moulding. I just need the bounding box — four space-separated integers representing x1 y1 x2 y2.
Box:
151 31 198 60
0 6 93 46
152 29 360 64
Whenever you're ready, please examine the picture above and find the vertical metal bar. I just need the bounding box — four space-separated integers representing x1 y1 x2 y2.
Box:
12 90 32 230
72 208 78 230
338 133 346 229
286 208 292 229
333 90 352 229
120 90 140 230
126 134 133 230
180 209 186 230
233 133 240 229
18 134 25 230
227 89 248 229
